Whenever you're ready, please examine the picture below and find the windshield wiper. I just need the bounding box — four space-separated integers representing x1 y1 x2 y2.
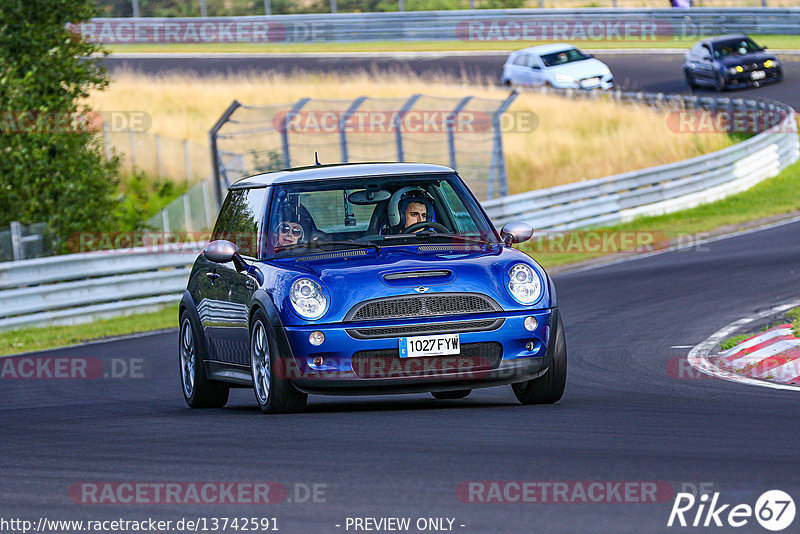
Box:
415 232 496 246
273 240 380 254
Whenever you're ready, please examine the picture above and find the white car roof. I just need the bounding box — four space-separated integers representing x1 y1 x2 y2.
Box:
515 43 577 56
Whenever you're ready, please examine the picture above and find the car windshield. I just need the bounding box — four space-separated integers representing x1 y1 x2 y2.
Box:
266 173 499 258
713 38 762 58
540 48 591 67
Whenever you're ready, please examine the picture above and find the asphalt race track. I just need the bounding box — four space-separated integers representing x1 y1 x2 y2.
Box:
103 51 800 110
3 218 800 532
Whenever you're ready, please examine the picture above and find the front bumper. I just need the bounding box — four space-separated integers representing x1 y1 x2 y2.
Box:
552 74 614 91
725 68 782 87
278 308 558 395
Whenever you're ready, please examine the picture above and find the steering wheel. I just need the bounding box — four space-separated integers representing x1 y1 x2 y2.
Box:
402 221 449 234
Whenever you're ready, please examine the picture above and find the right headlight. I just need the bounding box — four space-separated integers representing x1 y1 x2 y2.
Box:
506 263 542 305
289 278 328 320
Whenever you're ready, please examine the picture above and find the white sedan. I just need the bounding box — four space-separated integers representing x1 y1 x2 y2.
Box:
502 44 613 90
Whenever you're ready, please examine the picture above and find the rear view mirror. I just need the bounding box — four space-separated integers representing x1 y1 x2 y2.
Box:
500 222 534 246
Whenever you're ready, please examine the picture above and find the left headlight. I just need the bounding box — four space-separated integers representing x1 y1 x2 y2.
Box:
507 263 542 305
600 67 611 76
289 278 328 320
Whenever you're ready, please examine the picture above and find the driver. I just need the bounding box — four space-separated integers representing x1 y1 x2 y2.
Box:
386 188 437 234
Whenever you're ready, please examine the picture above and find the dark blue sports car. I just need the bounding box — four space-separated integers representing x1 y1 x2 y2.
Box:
179 163 566 413
683 34 782 91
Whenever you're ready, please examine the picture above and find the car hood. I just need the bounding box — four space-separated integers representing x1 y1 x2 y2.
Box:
265 245 552 325
718 52 776 67
545 58 609 78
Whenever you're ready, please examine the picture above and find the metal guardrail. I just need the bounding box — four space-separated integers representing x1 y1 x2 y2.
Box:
80 8 800 44
0 245 201 331
483 89 799 230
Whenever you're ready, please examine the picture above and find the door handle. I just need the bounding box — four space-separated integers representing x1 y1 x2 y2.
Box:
206 271 220 285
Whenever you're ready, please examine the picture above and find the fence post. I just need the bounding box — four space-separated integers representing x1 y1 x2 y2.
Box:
209 100 242 207
103 123 112 161
183 193 192 233
330 0 337 13
399 0 405 10
281 98 310 169
200 0 207 17
129 130 137 169
10 221 23 261
183 139 191 184
265 0 272 15
161 209 170 235
394 94 421 162
340 96 367 164
488 90 518 200
155 134 163 179
131 0 139 17
201 180 214 230
447 96 473 170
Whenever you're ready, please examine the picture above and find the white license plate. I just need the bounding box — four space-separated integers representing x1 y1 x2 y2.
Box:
399 334 460 358
752 70 766 80
582 78 600 88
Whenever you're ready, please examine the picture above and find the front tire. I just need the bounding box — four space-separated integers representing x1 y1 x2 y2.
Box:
715 72 727 92
512 313 567 405
179 312 229 408
250 310 308 414
432 389 471 400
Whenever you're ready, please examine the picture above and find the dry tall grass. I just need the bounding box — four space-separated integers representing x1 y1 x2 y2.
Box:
87 71 733 195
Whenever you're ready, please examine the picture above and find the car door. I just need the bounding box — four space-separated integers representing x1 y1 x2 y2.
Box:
697 45 716 83
527 54 546 86
212 186 268 366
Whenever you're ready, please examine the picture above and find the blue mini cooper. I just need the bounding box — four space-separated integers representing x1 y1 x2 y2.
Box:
179 163 566 413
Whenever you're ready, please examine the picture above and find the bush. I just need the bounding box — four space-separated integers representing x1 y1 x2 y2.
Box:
0 0 122 250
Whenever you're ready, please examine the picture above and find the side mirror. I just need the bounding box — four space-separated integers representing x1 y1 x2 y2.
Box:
204 240 239 264
500 222 534 246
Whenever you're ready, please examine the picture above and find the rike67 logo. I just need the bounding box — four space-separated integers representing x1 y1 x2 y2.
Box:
668 490 795 531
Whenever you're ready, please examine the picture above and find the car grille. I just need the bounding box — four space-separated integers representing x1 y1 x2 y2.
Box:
347 318 503 339
352 342 503 379
345 293 500 322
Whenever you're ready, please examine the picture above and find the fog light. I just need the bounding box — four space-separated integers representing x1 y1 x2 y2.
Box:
524 316 538 331
525 341 536 351
312 356 324 366
309 331 325 346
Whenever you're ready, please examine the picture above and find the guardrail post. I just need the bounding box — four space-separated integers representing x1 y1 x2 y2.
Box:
340 97 367 163
447 96 473 170
399 0 404 10
330 0 337 13
394 94 421 163
161 209 170 235
488 90 518 200
200 0 207 17
209 100 242 207
131 0 139 17
281 98 310 169
264 0 272 15
10 221 23 261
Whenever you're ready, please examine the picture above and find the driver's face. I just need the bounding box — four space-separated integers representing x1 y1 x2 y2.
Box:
404 202 427 229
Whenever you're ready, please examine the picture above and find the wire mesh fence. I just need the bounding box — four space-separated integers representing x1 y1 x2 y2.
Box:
103 128 212 184
0 222 57 263
210 92 518 207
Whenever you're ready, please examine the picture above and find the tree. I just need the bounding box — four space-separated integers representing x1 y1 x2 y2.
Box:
0 0 121 247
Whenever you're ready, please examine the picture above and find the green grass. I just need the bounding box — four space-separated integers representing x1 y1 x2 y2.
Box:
789 306 800 338
720 333 752 351
0 304 178 357
523 156 800 269
104 34 800 54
